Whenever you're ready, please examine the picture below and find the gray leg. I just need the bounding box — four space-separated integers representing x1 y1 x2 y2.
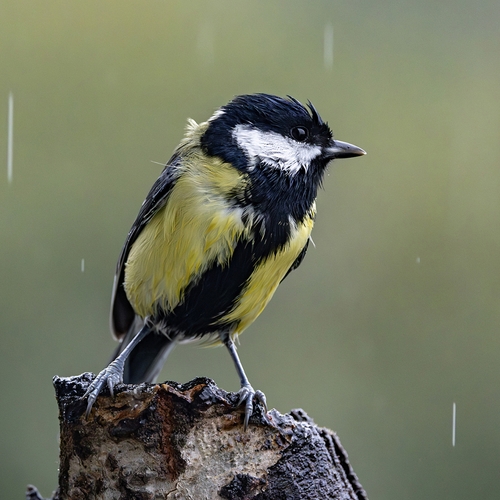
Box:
83 325 150 416
224 336 267 429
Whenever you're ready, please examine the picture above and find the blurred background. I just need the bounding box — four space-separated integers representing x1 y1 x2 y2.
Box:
1 1 500 498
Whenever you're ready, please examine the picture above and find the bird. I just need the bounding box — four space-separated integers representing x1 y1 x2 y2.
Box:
83 93 365 428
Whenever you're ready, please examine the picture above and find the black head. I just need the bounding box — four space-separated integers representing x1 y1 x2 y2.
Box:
200 93 365 175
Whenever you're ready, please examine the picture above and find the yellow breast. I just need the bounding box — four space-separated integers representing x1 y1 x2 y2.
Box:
220 210 315 335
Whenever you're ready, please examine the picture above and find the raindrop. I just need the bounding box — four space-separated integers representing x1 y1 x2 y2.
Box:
416 257 420 264
81 259 85 273
452 402 456 447
324 22 334 70
7 92 13 184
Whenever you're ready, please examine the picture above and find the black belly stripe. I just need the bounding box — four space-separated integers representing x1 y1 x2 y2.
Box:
158 238 257 337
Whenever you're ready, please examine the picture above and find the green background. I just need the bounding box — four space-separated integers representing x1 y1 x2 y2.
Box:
1 1 500 498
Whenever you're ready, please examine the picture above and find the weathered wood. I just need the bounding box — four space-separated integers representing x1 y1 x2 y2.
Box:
48 373 368 499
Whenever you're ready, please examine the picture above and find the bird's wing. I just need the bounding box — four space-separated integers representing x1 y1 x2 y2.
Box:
110 156 181 339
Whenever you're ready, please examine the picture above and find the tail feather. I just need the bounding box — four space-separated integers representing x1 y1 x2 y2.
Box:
111 317 176 384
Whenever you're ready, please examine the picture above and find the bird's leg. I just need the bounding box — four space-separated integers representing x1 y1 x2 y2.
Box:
83 324 150 416
223 335 267 429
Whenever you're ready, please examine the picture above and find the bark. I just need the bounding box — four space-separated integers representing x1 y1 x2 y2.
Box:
36 373 369 499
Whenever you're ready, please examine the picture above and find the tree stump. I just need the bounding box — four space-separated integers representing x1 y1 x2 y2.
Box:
42 373 368 499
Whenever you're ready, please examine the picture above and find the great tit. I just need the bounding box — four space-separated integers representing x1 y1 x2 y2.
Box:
84 93 365 428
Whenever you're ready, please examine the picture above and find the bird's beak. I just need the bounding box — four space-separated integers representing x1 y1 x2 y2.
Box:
324 140 366 159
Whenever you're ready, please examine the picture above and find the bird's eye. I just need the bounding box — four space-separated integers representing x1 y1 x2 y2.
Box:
290 126 309 142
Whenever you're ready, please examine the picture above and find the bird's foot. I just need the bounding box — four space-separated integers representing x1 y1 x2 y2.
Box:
237 384 268 430
82 359 125 417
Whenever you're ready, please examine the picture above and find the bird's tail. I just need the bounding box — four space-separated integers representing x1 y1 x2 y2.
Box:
111 317 176 384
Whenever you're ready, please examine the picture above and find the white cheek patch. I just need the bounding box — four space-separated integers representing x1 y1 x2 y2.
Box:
233 124 321 174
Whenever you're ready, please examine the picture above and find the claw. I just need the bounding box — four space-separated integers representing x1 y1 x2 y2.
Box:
255 390 267 412
237 384 268 430
84 392 97 418
107 377 115 398
82 358 124 417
